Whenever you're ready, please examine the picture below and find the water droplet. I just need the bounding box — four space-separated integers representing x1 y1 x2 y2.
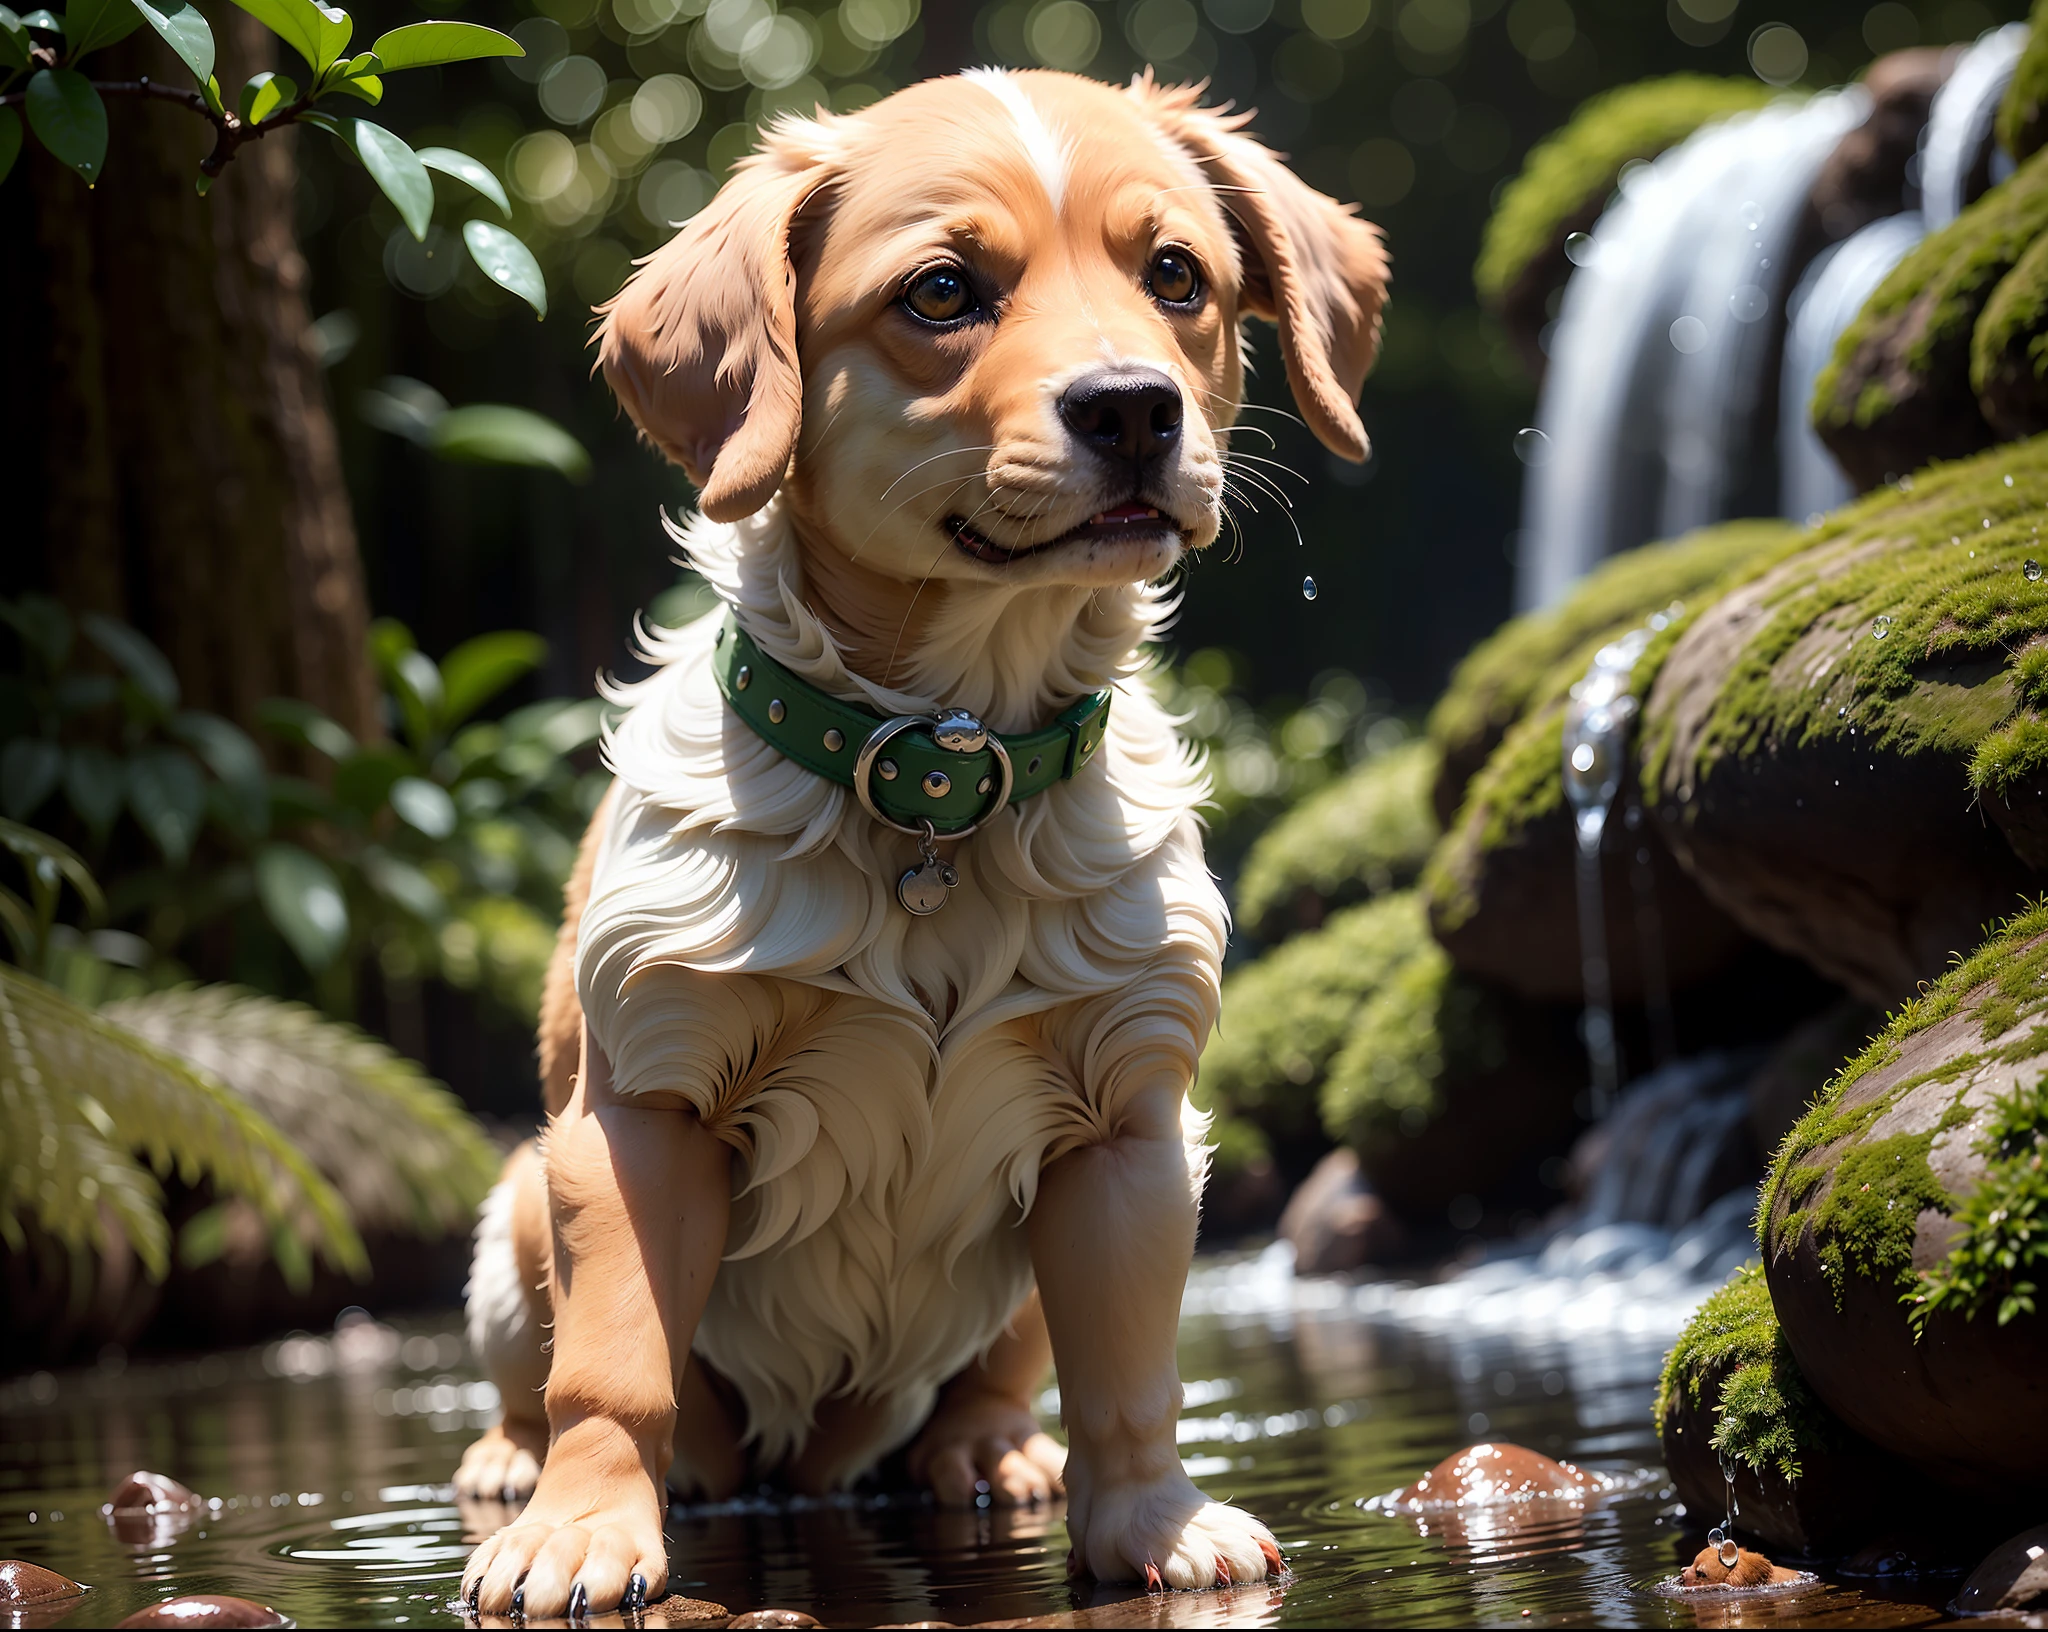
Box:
1985 517 1994 528
1739 200 1762 231
1872 615 1892 640
1720 1539 1741 1569
1570 743 1596 774
1563 231 1594 266
1301 576 1317 600
1513 427 1551 466
1729 284 1769 323
2027 560 2042 581
1669 314 1708 354
2006 474 2016 487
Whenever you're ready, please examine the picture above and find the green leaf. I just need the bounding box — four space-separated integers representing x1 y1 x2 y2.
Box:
0 816 103 918
388 774 456 838
223 0 333 76
352 119 430 240
0 8 30 71
310 0 348 70
358 374 447 443
63 0 143 59
128 0 212 84
431 405 589 482
62 744 124 838
416 145 507 216
169 711 269 836
367 19 520 71
200 71 224 114
0 109 17 184
80 612 178 711
0 739 60 820
255 843 348 972
332 743 408 816
238 68 295 125
358 845 444 922
462 219 545 318
18 9 58 29
126 746 206 863
438 630 547 728
0 594 72 670
325 67 378 103
24 68 107 183
256 696 356 761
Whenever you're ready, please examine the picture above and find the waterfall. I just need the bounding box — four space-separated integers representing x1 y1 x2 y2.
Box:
1919 23 2027 230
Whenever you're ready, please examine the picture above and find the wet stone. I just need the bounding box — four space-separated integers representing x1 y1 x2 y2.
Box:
108 1471 200 1514
1957 1523 2048 1612
1389 1442 1596 1507
645 1602 731 1624
114 1596 288 1627
728 1613 824 1629
0 1559 87 1604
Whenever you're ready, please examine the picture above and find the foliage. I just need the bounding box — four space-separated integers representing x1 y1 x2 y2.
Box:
1656 1264 1840 1483
1475 74 1775 307
1232 738 1438 941
1912 1075 2047 1329
1998 0 2048 163
0 0 546 311
360 374 591 481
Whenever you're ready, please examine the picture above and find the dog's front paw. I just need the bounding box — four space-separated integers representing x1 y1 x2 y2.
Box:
1070 1475 1283 1590
461 1466 667 1617
907 1386 1067 1506
453 1417 546 1504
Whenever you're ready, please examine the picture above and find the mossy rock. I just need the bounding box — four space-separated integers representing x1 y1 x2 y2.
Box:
1657 1265 1904 1556
1813 146 2048 490
1422 521 1798 1005
1997 0 2048 164
1233 740 1438 943
1475 75 1775 375
1316 903 1583 1219
1758 902 2048 1494
1642 438 2048 1003
1972 226 2048 440
1427 519 1796 830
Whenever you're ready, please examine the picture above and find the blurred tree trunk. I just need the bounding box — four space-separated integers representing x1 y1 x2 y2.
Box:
0 11 376 741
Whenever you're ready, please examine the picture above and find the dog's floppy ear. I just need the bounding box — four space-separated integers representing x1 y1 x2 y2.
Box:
597 131 833 521
1135 76 1389 462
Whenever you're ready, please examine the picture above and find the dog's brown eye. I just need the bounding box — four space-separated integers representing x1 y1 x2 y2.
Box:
903 267 975 325
1148 250 1201 307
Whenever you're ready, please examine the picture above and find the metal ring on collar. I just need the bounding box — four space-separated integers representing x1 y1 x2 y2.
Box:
852 715 1014 839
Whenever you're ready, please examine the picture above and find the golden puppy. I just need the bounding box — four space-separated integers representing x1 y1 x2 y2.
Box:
1679 1544 1801 1588
456 68 1386 1618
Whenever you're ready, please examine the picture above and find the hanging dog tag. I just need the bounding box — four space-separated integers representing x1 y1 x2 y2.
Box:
896 822 958 915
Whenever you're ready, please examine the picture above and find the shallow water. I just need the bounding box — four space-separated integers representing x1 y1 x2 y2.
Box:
0 1252 1971 1628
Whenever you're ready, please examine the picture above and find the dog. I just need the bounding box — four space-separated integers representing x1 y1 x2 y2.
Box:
1679 1543 1801 1589
455 67 1387 1618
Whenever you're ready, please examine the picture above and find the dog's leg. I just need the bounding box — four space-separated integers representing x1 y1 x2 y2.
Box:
906 1288 1067 1506
462 1029 731 1618
455 1140 553 1502
1029 1078 1281 1589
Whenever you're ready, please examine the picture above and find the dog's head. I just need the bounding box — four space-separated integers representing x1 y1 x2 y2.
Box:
599 70 1386 606
1679 1544 1777 1589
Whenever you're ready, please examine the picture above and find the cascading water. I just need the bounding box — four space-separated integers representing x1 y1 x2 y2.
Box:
1919 23 2027 230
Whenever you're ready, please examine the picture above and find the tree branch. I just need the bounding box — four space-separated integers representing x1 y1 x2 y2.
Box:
0 72 310 178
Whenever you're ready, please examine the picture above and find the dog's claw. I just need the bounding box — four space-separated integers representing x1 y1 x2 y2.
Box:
1144 1560 1164 1593
569 1581 588 1621
1259 1536 1285 1577
627 1572 648 1609
1215 1554 1232 1586
511 1585 525 1617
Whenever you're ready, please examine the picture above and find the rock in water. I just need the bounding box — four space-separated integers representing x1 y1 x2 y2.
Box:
1277 1149 1407 1273
1390 1443 1597 1507
1759 905 2048 1493
105 1471 203 1546
115 1597 287 1627
0 1560 87 1604
728 1614 824 1629
1678 1544 1801 1588
1958 1524 2048 1612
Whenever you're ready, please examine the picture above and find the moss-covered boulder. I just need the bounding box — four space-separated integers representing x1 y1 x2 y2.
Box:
1642 439 2048 1004
1475 76 1775 377
1814 147 2048 490
1233 740 1437 944
1657 1266 1902 1555
1758 903 2048 1494
1997 0 2048 165
1971 227 2048 440
1316 896 1583 1219
1423 521 1798 1005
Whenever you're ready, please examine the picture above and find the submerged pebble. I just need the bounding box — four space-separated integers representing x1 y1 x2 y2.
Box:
728 1613 824 1629
1957 1523 2048 1612
0 1559 87 1604
1389 1442 1598 1507
114 1596 287 1627
106 1471 205 1546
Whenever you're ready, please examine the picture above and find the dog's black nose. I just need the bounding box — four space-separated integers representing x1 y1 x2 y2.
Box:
1057 369 1183 467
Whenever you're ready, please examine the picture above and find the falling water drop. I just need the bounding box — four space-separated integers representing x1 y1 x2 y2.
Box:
1563 231 1595 266
1872 615 1892 639
1728 284 1769 323
1740 199 1763 230
2006 474 2016 487
1301 576 1317 601
2027 560 2043 581
1570 743 1596 774
1669 315 1709 354
1513 427 1552 466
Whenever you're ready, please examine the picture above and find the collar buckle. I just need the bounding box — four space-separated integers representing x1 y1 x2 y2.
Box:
853 712 1014 840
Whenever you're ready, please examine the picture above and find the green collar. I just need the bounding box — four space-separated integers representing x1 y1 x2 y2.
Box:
710 615 1112 839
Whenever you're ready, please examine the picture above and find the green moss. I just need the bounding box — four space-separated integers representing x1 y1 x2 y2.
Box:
1970 714 2048 798
1913 1075 2048 1329
1815 147 2048 435
1234 740 1439 937
1998 0 2048 163
1971 224 2048 422
1643 437 2048 807
1474 76 1776 306
1195 892 1434 1159
1318 922 1500 1151
1428 519 1795 816
1423 705 1565 934
1656 1265 1840 1483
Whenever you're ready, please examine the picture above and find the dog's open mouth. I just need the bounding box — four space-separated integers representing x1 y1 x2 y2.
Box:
948 502 1181 565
